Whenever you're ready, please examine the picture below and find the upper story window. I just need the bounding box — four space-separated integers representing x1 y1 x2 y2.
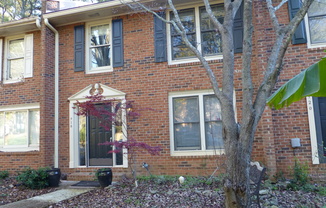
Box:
306 0 326 47
86 21 111 73
75 19 123 73
169 90 224 156
0 34 34 83
0 104 40 152
168 4 224 64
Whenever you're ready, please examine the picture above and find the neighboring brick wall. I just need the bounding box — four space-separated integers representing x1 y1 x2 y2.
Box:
0 23 56 174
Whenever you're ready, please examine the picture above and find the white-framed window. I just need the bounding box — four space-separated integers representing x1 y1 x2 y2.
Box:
68 84 128 168
0 104 40 152
305 0 326 48
169 90 224 156
85 20 112 74
1 34 33 83
167 4 224 65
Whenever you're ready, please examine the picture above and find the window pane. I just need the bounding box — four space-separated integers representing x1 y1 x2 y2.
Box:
172 34 196 59
204 95 221 121
5 111 27 146
174 123 200 150
173 97 199 123
171 9 195 34
9 39 24 58
202 31 222 55
308 0 326 17
90 46 110 68
200 5 224 31
200 5 223 56
29 110 40 145
309 16 326 44
8 58 24 80
0 113 4 146
79 116 86 166
90 24 110 46
205 121 223 149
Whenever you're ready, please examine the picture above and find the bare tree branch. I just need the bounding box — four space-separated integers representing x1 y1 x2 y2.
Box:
203 0 223 33
274 0 289 11
253 0 315 124
266 0 281 32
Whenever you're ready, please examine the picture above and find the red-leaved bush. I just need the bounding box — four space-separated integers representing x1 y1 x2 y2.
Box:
75 94 161 186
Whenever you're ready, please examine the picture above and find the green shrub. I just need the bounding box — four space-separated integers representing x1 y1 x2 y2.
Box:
0 170 9 179
287 160 309 191
16 167 50 189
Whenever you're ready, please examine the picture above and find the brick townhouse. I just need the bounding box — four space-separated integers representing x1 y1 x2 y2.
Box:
0 0 325 181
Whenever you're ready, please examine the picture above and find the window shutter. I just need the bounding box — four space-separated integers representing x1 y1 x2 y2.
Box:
288 0 307 44
154 12 167 62
313 97 326 163
112 19 124 68
24 34 33 78
0 39 2 81
74 25 85 72
233 2 243 54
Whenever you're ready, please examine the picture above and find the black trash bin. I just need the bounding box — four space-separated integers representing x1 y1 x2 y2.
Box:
47 168 61 187
96 168 112 187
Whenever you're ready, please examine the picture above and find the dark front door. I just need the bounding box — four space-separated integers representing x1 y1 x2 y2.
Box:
88 105 113 166
313 97 326 163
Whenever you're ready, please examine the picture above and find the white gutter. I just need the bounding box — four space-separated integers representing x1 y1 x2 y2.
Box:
36 17 41 29
44 18 59 168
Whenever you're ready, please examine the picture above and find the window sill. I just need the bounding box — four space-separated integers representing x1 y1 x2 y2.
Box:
171 149 225 157
2 79 25 84
168 55 223 66
86 66 113 74
0 147 39 153
307 42 326 49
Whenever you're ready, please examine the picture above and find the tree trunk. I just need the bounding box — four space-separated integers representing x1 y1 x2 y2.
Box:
223 127 252 208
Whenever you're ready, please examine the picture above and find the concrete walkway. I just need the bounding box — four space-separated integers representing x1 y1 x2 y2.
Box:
1 181 95 208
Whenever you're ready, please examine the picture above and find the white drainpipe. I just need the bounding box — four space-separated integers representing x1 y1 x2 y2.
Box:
44 19 59 168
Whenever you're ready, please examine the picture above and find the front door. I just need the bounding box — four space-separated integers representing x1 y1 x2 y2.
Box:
88 113 113 166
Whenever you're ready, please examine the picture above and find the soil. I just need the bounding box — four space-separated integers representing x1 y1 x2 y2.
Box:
1 177 325 207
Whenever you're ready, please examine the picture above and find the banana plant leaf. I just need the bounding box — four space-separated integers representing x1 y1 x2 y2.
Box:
267 57 326 109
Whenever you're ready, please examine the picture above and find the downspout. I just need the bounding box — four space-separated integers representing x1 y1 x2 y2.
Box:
44 18 59 168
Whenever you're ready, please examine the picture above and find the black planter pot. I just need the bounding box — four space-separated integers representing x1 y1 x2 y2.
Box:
47 168 61 187
96 168 112 187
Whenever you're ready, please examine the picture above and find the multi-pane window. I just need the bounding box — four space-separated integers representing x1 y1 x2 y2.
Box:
0 108 40 150
170 91 223 154
169 5 224 60
307 0 326 44
87 22 111 73
1 34 33 83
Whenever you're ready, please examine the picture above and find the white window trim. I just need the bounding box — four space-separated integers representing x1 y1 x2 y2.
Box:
169 89 227 157
166 5 223 65
68 84 128 168
0 103 40 152
85 20 113 74
304 11 326 49
3 34 33 84
0 38 2 81
306 97 321 164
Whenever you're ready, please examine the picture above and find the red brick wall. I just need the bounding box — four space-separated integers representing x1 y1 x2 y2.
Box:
1 0 325 181
0 25 55 174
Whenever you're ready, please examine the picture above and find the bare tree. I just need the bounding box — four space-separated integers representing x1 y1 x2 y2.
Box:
126 0 315 207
